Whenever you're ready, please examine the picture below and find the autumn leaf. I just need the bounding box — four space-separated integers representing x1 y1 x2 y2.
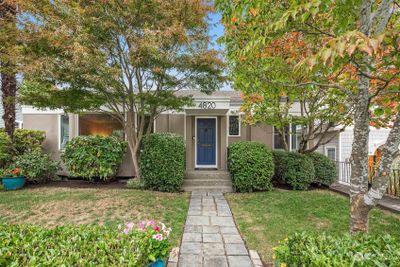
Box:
249 7 258 17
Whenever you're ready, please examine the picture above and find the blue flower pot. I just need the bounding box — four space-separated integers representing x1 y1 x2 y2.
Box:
148 258 165 267
2 176 26 190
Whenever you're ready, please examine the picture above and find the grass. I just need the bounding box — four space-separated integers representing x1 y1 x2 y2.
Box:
226 189 400 263
0 187 190 246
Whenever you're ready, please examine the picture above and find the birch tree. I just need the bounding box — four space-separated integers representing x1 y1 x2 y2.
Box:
16 0 224 178
216 0 400 232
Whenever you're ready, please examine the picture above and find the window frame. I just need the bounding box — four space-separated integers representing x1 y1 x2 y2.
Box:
325 146 337 161
58 114 70 151
227 114 241 137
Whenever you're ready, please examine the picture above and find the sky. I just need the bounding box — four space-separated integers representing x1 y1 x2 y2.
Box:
208 12 233 91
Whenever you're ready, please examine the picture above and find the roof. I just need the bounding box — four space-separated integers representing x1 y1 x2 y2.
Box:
175 90 242 102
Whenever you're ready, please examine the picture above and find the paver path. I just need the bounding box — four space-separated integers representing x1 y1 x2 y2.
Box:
174 191 255 267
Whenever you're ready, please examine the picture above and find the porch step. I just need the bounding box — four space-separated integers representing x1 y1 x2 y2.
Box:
185 171 231 180
182 186 234 193
182 170 233 192
183 179 233 187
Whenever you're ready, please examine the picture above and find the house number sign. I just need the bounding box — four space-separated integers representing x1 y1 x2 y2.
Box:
198 101 216 109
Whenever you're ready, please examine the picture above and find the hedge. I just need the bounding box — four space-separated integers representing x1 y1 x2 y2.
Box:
140 133 185 192
13 129 46 156
307 152 337 186
0 224 152 266
0 131 11 167
228 141 274 192
62 135 127 181
273 151 315 190
12 149 60 183
274 232 400 267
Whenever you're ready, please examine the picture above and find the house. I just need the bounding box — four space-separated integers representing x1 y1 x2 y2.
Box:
22 90 304 177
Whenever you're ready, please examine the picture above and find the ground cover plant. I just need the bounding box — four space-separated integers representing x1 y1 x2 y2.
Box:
226 190 400 262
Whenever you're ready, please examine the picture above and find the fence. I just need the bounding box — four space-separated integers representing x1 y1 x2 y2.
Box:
335 161 400 198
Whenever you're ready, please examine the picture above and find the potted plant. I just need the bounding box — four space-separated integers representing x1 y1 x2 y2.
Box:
0 168 26 190
121 220 172 267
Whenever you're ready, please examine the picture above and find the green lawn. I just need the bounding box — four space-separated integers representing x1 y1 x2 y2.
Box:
226 189 400 263
0 187 190 246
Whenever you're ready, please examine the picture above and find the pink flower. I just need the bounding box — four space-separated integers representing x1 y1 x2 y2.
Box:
152 233 163 241
147 220 155 226
125 222 134 229
124 228 130 235
154 226 160 232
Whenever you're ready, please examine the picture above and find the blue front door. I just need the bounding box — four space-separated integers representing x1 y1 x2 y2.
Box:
197 118 216 166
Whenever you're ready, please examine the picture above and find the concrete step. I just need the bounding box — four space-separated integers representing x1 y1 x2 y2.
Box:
185 171 231 180
182 185 234 193
183 179 233 187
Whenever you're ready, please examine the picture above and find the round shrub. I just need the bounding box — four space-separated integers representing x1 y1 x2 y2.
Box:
62 136 127 181
12 149 60 183
0 131 11 167
13 129 46 156
274 232 400 266
307 152 337 186
228 141 274 192
140 133 185 192
273 151 315 190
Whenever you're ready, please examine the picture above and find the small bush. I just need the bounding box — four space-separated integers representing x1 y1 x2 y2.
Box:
274 232 400 267
307 152 337 186
140 133 185 192
126 178 143 189
13 129 46 156
0 221 172 266
0 131 11 167
228 141 274 192
62 136 127 181
273 151 315 190
12 149 60 183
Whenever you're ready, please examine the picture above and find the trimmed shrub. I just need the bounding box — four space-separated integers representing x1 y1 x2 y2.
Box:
13 129 46 156
12 149 60 183
274 232 400 266
0 223 171 266
140 133 185 192
0 131 11 167
273 151 315 190
228 141 274 192
307 152 337 186
62 135 127 181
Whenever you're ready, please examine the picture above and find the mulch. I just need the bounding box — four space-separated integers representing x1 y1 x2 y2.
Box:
25 178 129 189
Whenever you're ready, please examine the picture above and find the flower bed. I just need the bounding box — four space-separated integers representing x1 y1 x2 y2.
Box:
0 220 172 266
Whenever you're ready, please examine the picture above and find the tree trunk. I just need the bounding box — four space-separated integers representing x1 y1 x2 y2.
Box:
1 71 16 137
350 193 373 233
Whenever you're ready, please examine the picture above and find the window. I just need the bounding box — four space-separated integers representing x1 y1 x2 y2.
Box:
228 115 240 136
274 124 301 151
60 114 69 150
79 114 123 138
326 147 337 161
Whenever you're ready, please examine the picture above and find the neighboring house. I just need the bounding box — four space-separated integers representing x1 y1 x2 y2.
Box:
0 92 23 129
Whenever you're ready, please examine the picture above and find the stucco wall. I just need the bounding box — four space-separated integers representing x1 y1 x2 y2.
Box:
250 124 273 149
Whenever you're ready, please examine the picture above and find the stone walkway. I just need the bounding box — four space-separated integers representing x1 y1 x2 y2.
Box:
168 191 261 267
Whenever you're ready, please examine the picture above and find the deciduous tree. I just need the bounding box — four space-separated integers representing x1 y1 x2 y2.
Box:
17 0 224 178
216 0 400 232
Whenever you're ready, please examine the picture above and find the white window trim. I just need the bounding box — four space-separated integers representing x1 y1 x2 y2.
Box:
58 114 69 151
325 146 337 161
227 115 241 137
195 116 218 169
272 124 302 151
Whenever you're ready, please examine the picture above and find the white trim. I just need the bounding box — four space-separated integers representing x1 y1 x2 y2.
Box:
227 115 241 137
58 115 61 150
325 146 337 161
22 105 64 115
195 116 218 169
338 132 342 162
